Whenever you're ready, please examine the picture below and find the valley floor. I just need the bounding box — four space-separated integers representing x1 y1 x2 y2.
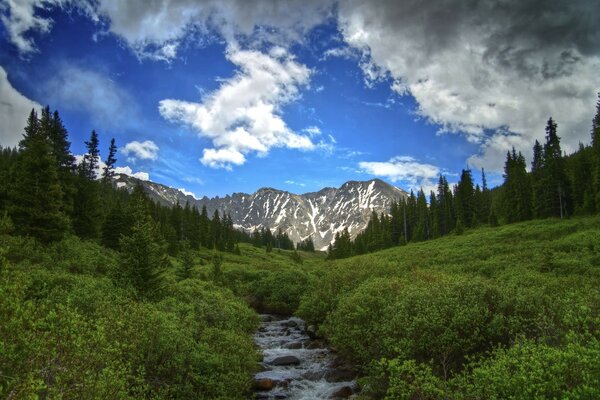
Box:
2 216 600 399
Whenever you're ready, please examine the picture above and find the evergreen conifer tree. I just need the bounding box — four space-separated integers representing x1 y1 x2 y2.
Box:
11 109 69 243
501 148 532 223
119 196 167 299
177 240 195 280
542 118 571 218
102 138 117 182
455 169 475 227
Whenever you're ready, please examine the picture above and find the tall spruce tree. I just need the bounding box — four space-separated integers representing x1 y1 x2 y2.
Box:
592 92 600 209
82 130 100 180
531 140 545 218
102 138 117 182
501 148 532 223
542 118 571 218
455 169 475 227
11 109 69 243
73 130 101 238
119 194 167 299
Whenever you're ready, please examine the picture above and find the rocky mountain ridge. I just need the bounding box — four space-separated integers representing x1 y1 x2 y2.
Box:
112 174 407 250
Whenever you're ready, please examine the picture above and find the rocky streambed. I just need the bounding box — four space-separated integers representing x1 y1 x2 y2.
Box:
253 315 357 399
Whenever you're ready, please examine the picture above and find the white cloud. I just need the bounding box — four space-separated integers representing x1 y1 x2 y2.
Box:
113 166 149 181
200 147 245 170
178 187 198 199
74 154 150 181
285 179 306 187
338 0 600 171
43 65 137 129
159 46 316 169
321 46 359 61
183 176 204 185
2 0 333 60
122 140 159 161
359 156 441 192
0 0 59 55
303 126 321 137
0 66 42 147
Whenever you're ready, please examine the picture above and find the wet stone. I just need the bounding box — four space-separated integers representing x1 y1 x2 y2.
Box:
329 385 354 398
270 355 301 366
254 315 358 399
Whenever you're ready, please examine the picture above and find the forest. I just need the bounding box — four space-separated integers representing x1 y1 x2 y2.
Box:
328 94 600 259
0 94 599 399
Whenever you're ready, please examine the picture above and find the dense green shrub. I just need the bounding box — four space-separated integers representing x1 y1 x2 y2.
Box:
0 236 261 399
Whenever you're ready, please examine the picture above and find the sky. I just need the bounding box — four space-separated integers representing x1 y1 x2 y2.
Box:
1 0 599 198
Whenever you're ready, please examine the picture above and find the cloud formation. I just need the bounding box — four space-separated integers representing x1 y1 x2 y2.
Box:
114 166 149 181
43 65 138 130
159 46 315 169
0 0 57 54
4 0 599 173
338 0 600 169
74 154 150 181
122 140 159 162
359 156 441 192
0 66 42 147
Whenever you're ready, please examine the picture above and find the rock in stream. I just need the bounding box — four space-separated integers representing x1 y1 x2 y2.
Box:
253 315 357 399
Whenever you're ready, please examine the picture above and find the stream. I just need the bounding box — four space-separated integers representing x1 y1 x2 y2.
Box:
253 314 357 399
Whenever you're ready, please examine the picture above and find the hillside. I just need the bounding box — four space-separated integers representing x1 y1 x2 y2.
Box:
2 216 600 399
297 216 600 398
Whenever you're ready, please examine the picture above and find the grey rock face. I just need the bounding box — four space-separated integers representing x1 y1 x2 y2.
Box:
111 174 407 250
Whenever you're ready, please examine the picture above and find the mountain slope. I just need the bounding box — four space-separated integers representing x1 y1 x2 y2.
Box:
112 174 407 250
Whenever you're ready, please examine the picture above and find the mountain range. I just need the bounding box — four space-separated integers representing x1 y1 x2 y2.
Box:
112 174 407 250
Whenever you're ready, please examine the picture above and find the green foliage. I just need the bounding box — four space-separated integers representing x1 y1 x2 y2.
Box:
383 359 446 400
211 251 223 283
177 241 195 280
298 217 600 397
453 338 600 400
0 235 261 400
118 199 168 300
11 109 69 243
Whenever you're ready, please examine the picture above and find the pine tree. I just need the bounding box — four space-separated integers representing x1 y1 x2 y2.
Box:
73 131 102 238
11 109 69 243
82 130 100 180
542 118 571 218
455 169 475 227
413 189 430 241
177 240 195 280
49 109 76 217
501 148 532 223
101 201 131 250
436 175 454 235
119 197 167 299
102 138 117 182
531 140 545 218
211 251 223 282
49 110 75 171
592 92 600 210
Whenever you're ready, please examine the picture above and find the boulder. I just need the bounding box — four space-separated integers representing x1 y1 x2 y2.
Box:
283 341 303 349
329 385 354 398
260 315 275 322
282 320 298 328
255 378 278 391
269 355 301 366
306 340 326 350
306 325 318 339
325 369 356 382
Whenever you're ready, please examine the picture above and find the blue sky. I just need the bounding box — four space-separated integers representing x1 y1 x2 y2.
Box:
1 1 598 197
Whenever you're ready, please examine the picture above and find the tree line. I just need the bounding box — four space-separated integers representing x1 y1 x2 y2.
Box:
328 92 600 259
0 107 252 293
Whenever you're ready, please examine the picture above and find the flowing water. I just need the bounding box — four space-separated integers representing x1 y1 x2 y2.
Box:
253 314 357 400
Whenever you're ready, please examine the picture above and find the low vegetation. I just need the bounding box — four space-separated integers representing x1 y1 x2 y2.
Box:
298 216 600 399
